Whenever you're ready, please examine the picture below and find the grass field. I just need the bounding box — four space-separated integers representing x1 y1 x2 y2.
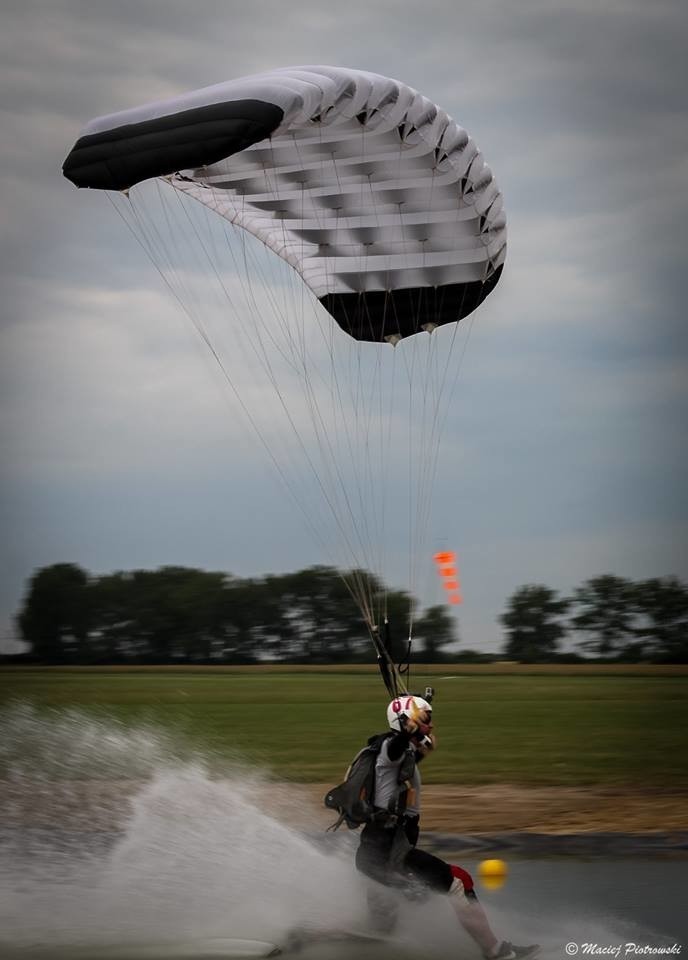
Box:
1 665 687 786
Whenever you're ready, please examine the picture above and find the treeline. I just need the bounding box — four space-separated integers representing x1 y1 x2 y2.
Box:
11 564 688 665
14 563 456 665
501 575 688 663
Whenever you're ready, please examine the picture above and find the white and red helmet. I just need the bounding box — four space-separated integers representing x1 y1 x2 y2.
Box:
386 694 432 733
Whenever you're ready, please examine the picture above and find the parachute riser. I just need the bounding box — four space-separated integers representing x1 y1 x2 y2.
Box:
369 619 409 701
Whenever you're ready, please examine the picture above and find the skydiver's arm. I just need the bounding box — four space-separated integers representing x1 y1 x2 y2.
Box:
386 729 414 761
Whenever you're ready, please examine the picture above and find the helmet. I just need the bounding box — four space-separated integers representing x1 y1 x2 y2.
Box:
386 695 432 733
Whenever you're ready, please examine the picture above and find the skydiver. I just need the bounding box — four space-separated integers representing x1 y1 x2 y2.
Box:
354 694 540 959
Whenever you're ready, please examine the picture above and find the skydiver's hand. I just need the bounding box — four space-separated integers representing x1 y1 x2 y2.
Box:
416 733 436 757
401 716 418 734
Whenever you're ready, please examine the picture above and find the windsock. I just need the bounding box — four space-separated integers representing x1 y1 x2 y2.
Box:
433 551 462 605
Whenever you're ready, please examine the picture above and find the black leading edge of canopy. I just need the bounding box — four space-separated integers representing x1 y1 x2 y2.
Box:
62 100 284 191
319 267 503 343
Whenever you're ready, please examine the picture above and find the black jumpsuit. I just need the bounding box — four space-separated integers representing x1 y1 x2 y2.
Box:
355 729 476 898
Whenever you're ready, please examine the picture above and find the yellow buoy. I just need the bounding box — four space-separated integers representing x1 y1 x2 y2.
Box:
478 858 508 890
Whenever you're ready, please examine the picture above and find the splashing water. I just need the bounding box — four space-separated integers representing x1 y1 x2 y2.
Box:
0 703 377 954
0 703 682 957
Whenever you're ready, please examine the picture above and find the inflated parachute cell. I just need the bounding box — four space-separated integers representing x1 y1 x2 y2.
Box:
63 66 506 342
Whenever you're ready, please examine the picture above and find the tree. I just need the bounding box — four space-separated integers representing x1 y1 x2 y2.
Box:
114 567 232 662
413 605 457 660
569 574 637 658
500 585 570 662
633 576 688 663
86 571 135 662
17 563 91 662
215 576 262 663
257 566 372 662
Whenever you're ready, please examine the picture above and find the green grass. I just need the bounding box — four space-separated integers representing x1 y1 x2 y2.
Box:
1 666 686 786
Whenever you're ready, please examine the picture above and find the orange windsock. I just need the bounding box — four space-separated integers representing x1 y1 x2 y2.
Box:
433 551 462 605
434 552 454 565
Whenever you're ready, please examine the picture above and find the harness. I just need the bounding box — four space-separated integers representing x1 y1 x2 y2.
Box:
324 734 417 832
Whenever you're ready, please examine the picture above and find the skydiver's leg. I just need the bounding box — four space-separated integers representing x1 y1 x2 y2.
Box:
402 850 503 956
356 825 399 932
355 825 393 884
366 884 400 934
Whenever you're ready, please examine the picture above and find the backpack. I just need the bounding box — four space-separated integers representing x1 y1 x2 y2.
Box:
323 732 392 831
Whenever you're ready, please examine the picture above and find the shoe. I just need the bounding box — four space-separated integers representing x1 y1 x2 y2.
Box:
488 941 541 960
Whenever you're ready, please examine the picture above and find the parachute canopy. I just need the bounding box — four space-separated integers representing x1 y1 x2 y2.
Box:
63 65 506 342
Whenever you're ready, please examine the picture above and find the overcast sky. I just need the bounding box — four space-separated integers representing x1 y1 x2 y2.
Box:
2 0 687 653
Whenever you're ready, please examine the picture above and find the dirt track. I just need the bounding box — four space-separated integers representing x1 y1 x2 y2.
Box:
292 783 688 835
